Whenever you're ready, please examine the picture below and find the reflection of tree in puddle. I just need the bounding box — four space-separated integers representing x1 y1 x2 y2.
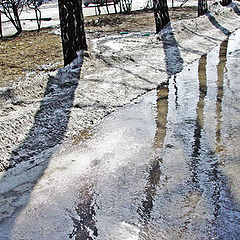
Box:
154 82 169 151
174 52 209 239
189 38 240 238
137 82 169 236
137 35 240 238
138 24 183 237
210 39 238 238
190 54 207 185
190 51 223 237
190 39 228 190
216 40 228 153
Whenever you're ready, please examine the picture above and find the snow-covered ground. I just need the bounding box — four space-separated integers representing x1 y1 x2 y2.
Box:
0 12 240 239
0 2 240 239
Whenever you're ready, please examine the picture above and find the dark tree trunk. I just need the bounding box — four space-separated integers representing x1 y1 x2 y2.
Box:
58 0 87 66
220 0 232 6
12 2 22 34
0 11 2 38
34 7 41 32
153 0 170 33
198 0 208 16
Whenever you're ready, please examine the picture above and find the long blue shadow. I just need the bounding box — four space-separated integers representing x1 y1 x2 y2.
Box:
227 2 240 15
206 11 231 35
0 53 84 239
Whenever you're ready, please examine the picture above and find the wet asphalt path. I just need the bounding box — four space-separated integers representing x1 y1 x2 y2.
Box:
0 30 240 239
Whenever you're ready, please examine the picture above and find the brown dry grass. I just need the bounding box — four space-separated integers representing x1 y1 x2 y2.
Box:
84 7 197 37
0 29 63 87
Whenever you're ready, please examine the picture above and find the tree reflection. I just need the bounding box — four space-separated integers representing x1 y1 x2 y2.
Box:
216 40 228 151
190 54 207 186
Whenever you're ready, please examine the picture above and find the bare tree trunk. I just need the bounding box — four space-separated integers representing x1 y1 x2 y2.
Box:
113 1 117 13
153 0 170 33
119 0 123 12
198 0 207 16
105 0 110 14
34 7 41 32
27 1 42 33
58 0 87 66
0 0 24 35
220 0 231 6
0 11 2 38
12 2 22 34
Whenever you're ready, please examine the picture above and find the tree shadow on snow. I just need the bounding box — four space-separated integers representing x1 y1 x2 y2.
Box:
161 23 184 78
206 11 231 35
0 52 84 239
227 2 240 15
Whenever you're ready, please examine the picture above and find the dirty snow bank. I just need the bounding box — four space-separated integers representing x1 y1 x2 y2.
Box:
79 1 240 107
0 51 84 170
0 1 240 170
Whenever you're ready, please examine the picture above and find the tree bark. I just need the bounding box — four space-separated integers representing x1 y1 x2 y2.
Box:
12 2 22 34
153 0 170 33
58 0 87 66
220 0 232 6
0 11 2 38
198 0 208 16
34 7 41 32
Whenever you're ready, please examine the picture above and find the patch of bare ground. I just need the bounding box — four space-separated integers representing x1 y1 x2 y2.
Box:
0 28 63 87
85 7 197 36
0 6 197 87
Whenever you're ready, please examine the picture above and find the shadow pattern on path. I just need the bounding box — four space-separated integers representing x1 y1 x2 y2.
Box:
206 11 231 36
138 22 184 236
227 2 240 15
0 52 84 239
138 23 240 239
